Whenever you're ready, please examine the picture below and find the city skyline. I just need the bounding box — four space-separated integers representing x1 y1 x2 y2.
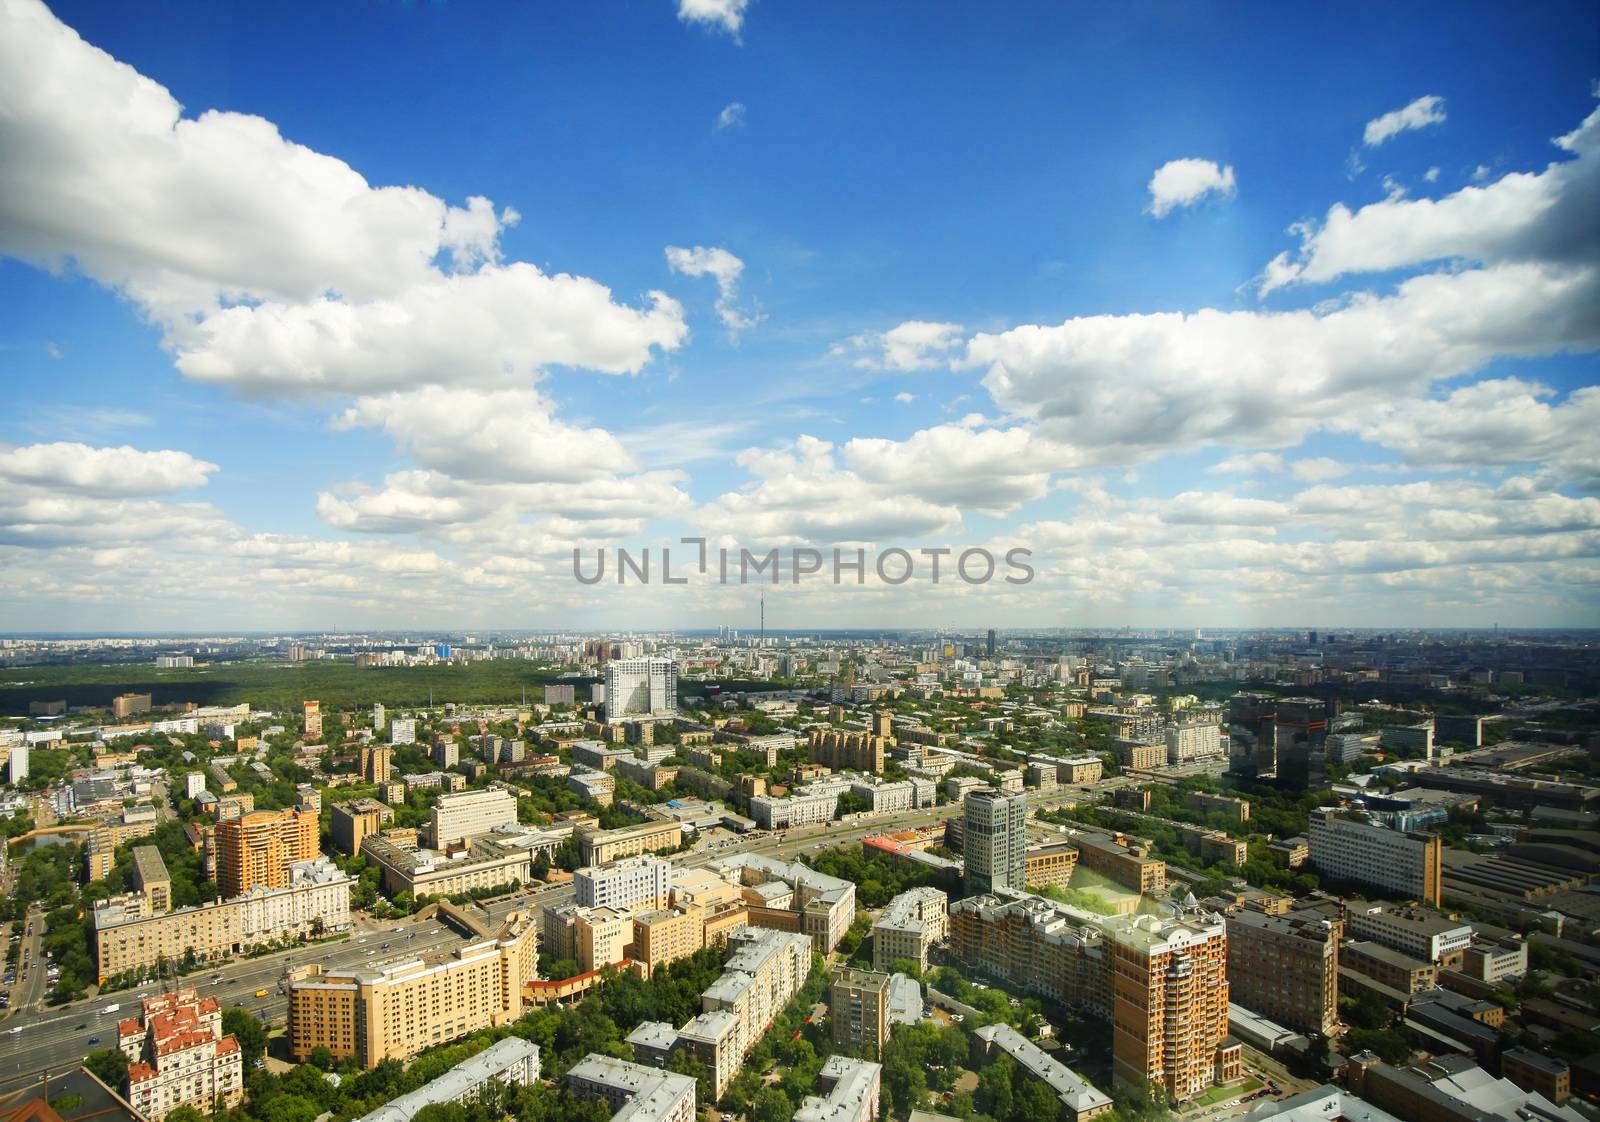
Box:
2 1 1599 631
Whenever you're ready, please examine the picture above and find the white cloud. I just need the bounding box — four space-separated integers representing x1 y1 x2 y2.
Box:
967 261 1600 467
1358 378 1600 492
335 386 635 484
1146 158 1237 218
44 341 61 359
1258 101 1599 294
0 0 687 396
665 244 760 334
894 392 916 404
0 442 217 496
1208 452 1285 476
677 0 748 38
1424 167 1441 183
716 102 746 129
1289 457 1351 483
1363 95 1447 147
841 321 965 371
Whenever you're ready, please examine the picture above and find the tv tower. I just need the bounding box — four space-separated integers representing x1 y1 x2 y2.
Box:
760 590 765 646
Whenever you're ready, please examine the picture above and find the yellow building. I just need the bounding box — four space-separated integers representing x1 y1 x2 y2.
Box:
216 808 320 898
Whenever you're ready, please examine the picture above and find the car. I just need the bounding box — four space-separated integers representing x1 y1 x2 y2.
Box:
87 1037 99 1045
75 1023 87 1030
254 989 269 998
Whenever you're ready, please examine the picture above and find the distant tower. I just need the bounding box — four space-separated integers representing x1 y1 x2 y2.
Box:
760 591 765 646
986 629 996 659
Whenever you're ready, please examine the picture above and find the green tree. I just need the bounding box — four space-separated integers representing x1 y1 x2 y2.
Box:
84 1048 129 1089
1012 1079 1059 1122
750 1087 794 1122
977 1054 1015 1121
223 1008 268 1064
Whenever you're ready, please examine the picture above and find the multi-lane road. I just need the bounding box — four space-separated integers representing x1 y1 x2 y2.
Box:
0 786 1096 1094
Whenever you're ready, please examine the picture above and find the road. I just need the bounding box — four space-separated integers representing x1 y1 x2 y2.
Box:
5 908 48 1015
0 911 466 1094
0 787 1094 1092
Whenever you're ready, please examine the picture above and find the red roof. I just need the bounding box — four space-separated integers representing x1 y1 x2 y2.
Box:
215 1035 240 1055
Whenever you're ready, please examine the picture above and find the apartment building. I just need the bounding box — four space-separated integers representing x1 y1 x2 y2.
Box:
1073 832 1167 894
361 744 393 782
577 819 683 865
327 797 390 854
95 858 353 981
1341 941 1437 994
303 701 323 741
113 692 153 718
964 789 1027 896
849 776 937 814
575 855 673 911
971 1023 1113 1122
949 891 1110 1012
707 853 857 953
1115 739 1167 771
117 990 243 1120
1107 911 1236 1103
809 729 886 773
794 1057 881 1122
357 1039 542 1122
566 1055 695 1122
576 907 634 972
673 927 814 1098
287 912 537 1066
85 806 161 879
1225 910 1339 1036
830 968 890 1054
871 887 948 973
750 787 841 830
132 846 171 913
216 808 320 898
1184 791 1251 824
632 907 711 969
390 718 416 747
1167 719 1224 765
1057 757 1104 785
1307 810 1443 906
427 787 518 849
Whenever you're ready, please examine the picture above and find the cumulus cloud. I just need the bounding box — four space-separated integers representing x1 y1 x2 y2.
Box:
0 442 217 496
1364 95 1447 147
677 0 748 38
967 261 1600 466
335 386 636 484
1259 100 1599 294
1209 452 1286 476
1147 158 1237 218
716 102 746 129
894 392 916 404
840 321 965 371
0 0 687 395
1290 457 1351 483
665 244 760 334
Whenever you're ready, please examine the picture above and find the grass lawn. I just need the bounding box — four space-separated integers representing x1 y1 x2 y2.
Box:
1188 1076 1263 1110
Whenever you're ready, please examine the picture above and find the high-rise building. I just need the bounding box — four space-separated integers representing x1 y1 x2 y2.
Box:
303 700 323 741
964 789 1027 896
1107 912 1235 1102
390 718 416 746
215 808 320 898
1225 911 1339 1036
117 990 244 1120
604 657 678 723
6 742 27 784
871 887 948 973
433 737 459 768
361 743 393 783
986 629 997 658
1307 809 1442 906
372 702 385 734
829 967 890 1054
113 692 153 718
331 798 394 856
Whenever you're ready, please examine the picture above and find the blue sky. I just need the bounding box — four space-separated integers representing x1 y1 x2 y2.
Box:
1 0 1598 632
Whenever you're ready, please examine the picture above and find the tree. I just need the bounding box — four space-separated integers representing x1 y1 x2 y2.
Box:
85 1048 129 1089
1012 1079 1059 1122
223 1008 268 1064
308 1046 336 1071
976 1055 1015 1121
532 851 552 882
163 1108 205 1122
750 1087 793 1122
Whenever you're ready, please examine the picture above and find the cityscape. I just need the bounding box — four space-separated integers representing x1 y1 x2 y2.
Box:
2 4 1599 1122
